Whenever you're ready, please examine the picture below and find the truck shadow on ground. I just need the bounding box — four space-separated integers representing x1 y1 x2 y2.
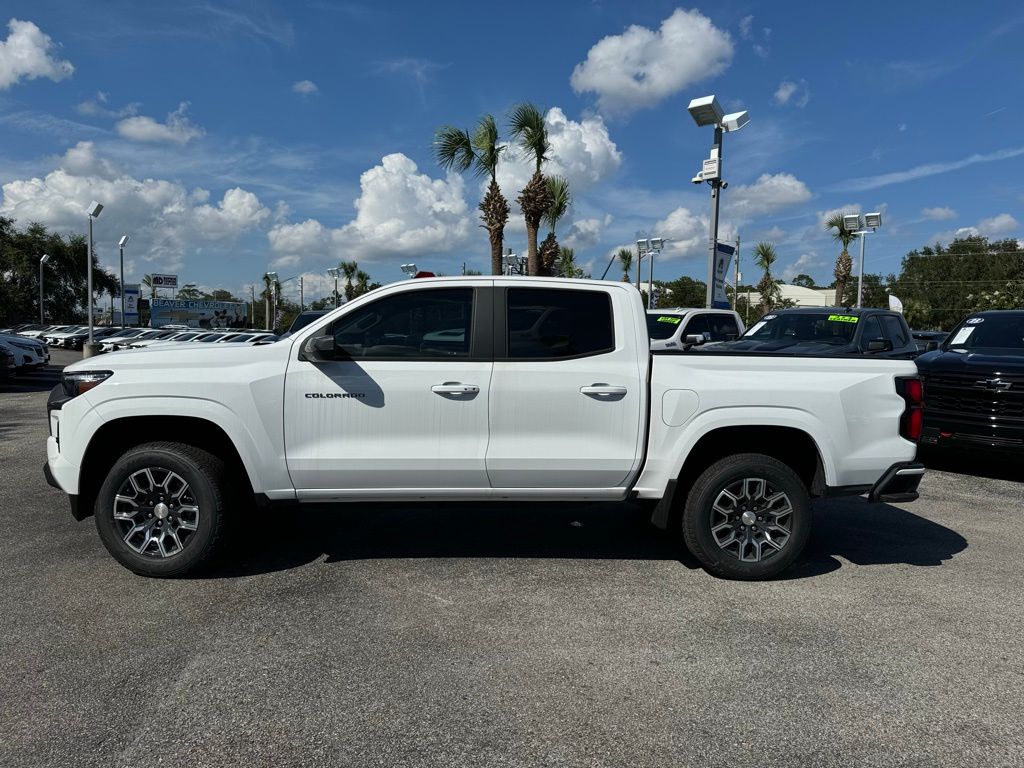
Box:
208 496 967 581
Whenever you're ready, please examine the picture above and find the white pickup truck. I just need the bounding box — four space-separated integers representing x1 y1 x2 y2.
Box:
45 277 924 580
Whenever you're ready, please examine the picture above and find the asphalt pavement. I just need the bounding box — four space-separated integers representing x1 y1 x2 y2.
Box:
1 349 1022 767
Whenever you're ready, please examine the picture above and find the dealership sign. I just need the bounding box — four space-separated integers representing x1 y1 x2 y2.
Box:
114 284 140 325
150 298 248 329
151 274 178 288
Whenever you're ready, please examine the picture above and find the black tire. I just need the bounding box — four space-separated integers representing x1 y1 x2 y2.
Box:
94 441 229 577
681 453 811 580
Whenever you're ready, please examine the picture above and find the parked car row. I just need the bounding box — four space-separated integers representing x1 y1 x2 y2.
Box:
0 323 278 355
99 328 278 352
0 328 50 373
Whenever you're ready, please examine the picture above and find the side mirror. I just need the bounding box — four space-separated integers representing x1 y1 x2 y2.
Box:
684 334 705 347
867 338 893 352
303 334 337 361
925 341 939 352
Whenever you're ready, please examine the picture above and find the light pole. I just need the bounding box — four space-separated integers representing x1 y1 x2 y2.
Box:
327 267 341 306
118 235 129 327
635 237 665 308
84 201 104 357
501 249 525 276
39 254 50 324
843 212 883 307
687 96 750 308
263 271 276 331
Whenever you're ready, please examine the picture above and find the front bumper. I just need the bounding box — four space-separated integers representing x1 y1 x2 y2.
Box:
868 461 924 504
43 461 85 520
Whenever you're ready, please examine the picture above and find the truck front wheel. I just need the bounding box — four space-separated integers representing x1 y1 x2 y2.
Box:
682 453 811 580
94 442 229 577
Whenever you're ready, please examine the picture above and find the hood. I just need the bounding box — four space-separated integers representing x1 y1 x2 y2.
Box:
917 348 1024 377
64 337 291 375
697 338 858 355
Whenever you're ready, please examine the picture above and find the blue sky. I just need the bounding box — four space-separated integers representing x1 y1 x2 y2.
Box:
1 1 1022 303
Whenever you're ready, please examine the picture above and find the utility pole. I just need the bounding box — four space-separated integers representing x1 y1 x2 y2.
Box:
732 236 740 311
705 126 723 309
300 276 304 311
250 285 255 326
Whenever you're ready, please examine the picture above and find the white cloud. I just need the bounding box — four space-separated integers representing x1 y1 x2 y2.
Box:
728 173 812 218
898 123 908 132
831 145 1024 193
0 18 73 89
816 203 861 229
77 92 139 119
978 213 1019 237
563 215 613 250
653 206 708 259
758 225 786 240
773 79 810 107
268 153 472 264
292 79 318 95
739 16 753 39
921 206 956 220
753 44 769 59
0 142 269 275
570 8 733 114
782 252 825 282
116 102 204 144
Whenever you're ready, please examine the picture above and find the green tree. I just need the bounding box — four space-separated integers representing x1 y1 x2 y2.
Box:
655 275 707 308
538 176 571 276
508 103 553 276
754 242 781 314
339 260 359 301
790 273 817 288
617 247 633 283
434 115 510 275
556 246 586 279
177 283 202 299
825 213 857 306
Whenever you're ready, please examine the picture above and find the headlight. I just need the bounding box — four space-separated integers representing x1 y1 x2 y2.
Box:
61 370 113 398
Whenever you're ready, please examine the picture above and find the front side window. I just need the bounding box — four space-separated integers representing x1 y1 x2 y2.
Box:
334 288 473 359
707 314 740 342
859 316 884 350
882 316 908 347
684 314 710 340
506 288 614 359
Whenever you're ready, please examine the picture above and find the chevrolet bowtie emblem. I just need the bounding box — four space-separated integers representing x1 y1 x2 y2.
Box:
976 378 1012 391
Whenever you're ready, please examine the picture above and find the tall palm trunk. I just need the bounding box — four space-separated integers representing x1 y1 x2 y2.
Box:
834 250 852 306
518 171 552 276
481 179 510 275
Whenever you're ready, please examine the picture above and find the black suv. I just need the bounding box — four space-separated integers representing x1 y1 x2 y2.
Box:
916 310 1024 452
697 307 917 357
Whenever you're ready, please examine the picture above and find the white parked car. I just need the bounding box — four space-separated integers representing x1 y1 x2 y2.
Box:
46 277 925 580
100 329 150 352
44 326 84 346
0 333 49 369
646 308 746 351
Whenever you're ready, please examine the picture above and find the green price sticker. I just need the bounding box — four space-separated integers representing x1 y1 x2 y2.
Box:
827 314 859 323
657 316 682 325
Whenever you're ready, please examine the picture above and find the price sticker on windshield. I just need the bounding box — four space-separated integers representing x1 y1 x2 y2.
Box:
656 316 682 325
827 314 859 323
950 326 975 345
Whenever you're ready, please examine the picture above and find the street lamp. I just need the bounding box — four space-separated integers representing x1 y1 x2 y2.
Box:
39 254 50 324
327 267 341 306
501 249 525 276
687 95 750 308
400 263 417 277
843 212 883 308
636 237 666 308
118 235 130 327
84 201 103 356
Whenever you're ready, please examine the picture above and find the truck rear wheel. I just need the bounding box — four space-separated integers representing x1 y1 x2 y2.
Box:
682 453 810 580
94 442 228 577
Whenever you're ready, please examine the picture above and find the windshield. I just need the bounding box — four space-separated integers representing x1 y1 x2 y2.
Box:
743 313 858 344
945 315 1024 351
646 314 684 340
289 312 327 333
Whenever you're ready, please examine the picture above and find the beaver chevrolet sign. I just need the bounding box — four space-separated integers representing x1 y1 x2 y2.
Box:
150 298 248 329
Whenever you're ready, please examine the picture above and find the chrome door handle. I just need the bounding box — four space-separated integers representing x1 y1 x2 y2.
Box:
580 385 628 396
431 383 480 395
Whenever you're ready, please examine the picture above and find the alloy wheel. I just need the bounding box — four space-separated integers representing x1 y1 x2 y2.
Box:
112 467 200 558
709 477 793 562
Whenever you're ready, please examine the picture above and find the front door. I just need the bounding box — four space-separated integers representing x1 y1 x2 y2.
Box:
284 283 493 495
485 283 645 489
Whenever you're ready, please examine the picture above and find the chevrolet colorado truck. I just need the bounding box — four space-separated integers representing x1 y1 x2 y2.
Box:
44 277 925 580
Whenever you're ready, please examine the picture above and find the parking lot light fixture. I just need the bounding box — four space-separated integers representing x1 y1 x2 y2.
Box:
118 235 129 327
39 254 51 324
840 213 883 308
85 201 103 354
400 263 417 278
327 267 341 306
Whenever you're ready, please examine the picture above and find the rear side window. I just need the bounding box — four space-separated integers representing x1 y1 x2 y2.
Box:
859 316 884 349
506 288 614 359
708 314 740 342
882 316 908 347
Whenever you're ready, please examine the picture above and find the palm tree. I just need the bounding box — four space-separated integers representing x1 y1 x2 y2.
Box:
509 103 553 276
260 273 274 330
354 270 371 298
538 176 571 276
434 115 510 275
557 246 585 279
339 260 359 302
826 213 857 307
754 241 781 314
141 274 157 299
617 247 634 282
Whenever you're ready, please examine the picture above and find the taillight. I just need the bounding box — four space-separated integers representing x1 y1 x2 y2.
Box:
896 376 924 441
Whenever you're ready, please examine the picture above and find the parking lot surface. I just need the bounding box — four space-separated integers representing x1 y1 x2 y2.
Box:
1 349 1022 767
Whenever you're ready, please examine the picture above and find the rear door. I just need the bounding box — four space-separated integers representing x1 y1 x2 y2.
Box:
486 283 645 489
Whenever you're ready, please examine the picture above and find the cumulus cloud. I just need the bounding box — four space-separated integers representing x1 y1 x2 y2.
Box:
0 142 269 274
495 107 621 227
773 79 810 107
268 153 473 264
77 91 139 119
653 206 708 260
921 206 956 220
816 203 861 229
978 213 1018 236
292 79 318 95
782 252 826 282
0 18 73 89
116 102 204 144
563 215 613 250
728 173 812 218
570 8 733 114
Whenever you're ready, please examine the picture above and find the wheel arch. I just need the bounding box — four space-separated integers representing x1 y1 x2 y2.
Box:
77 416 256 521
650 425 825 529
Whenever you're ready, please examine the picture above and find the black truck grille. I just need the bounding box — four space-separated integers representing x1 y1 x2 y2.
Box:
922 373 1024 421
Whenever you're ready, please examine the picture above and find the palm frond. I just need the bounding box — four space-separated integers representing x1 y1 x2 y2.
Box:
507 102 550 171
825 212 856 248
753 241 777 270
471 114 504 180
543 176 571 233
433 125 476 173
